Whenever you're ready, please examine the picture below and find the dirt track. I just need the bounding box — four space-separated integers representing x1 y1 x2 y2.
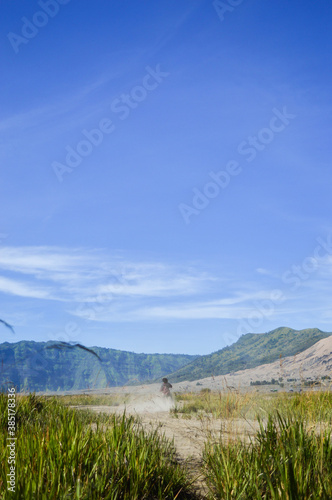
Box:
72 393 260 461
72 395 260 498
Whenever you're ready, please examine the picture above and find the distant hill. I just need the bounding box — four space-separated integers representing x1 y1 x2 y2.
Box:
0 341 198 392
168 327 332 382
227 335 332 385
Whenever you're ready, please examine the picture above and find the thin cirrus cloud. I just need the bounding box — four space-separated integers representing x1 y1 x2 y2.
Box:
0 246 216 305
0 105 53 133
1 246 331 325
0 276 52 300
0 246 96 278
0 73 115 136
69 289 287 323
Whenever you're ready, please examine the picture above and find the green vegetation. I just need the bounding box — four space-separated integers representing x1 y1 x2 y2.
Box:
0 393 198 499
172 390 253 419
203 413 332 499
172 390 332 497
169 327 332 382
2 327 330 391
173 389 332 421
0 340 197 391
2 390 331 498
250 378 281 386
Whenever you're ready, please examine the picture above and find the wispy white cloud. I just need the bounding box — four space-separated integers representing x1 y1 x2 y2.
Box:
0 246 96 274
1 246 332 327
0 246 215 305
256 268 272 276
71 290 288 322
0 276 52 300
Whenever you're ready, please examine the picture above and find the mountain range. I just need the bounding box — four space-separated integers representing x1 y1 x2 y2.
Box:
0 340 197 392
1 327 331 392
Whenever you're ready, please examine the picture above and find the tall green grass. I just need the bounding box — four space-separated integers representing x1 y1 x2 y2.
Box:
2 391 331 498
173 389 332 422
203 412 332 499
0 393 198 499
173 390 251 419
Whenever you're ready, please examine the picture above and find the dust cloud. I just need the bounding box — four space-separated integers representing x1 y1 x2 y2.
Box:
116 393 175 414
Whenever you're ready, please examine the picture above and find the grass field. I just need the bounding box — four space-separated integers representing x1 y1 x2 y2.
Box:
203 412 332 498
173 388 332 422
1 389 331 499
0 393 198 499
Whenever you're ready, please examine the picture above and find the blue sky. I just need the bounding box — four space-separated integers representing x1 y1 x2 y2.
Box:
0 0 332 354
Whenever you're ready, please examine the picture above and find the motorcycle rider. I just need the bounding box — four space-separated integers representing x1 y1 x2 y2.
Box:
160 377 172 397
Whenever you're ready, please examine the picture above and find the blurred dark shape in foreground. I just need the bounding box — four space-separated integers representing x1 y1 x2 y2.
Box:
46 341 102 361
0 318 15 334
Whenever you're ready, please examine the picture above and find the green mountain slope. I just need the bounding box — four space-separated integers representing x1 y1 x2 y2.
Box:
0 341 198 392
168 327 332 382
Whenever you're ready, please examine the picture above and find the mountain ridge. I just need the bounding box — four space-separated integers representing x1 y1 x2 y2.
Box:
167 327 332 382
0 340 198 392
1 327 331 391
